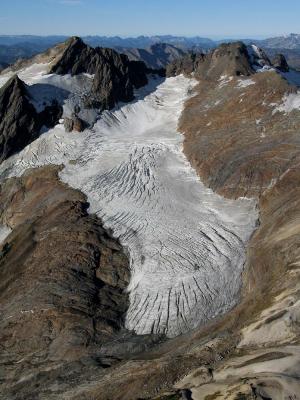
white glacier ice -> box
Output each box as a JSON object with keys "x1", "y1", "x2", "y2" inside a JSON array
[{"x1": 0, "y1": 72, "x2": 258, "y2": 337}]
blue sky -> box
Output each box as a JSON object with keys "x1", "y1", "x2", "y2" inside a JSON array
[{"x1": 1, "y1": 0, "x2": 299, "y2": 38}]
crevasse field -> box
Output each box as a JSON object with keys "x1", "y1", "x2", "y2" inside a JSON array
[{"x1": 0, "y1": 65, "x2": 258, "y2": 337}]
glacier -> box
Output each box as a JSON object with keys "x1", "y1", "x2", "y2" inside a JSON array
[{"x1": 0, "y1": 67, "x2": 258, "y2": 337}]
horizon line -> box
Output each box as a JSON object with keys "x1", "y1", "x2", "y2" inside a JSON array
[{"x1": 0, "y1": 33, "x2": 298, "y2": 40}]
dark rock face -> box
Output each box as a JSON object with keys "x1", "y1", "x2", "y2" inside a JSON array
[
  {"x1": 247, "y1": 44, "x2": 272, "y2": 68},
  {"x1": 0, "y1": 75, "x2": 40, "y2": 162},
  {"x1": 167, "y1": 42, "x2": 254, "y2": 80},
  {"x1": 39, "y1": 99, "x2": 63, "y2": 127},
  {"x1": 272, "y1": 53, "x2": 290, "y2": 72},
  {"x1": 50, "y1": 37, "x2": 150, "y2": 110},
  {"x1": 0, "y1": 75, "x2": 62, "y2": 162}
]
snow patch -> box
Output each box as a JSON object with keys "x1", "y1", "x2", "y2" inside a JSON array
[
  {"x1": 0, "y1": 225, "x2": 12, "y2": 245},
  {"x1": 0, "y1": 63, "x2": 50, "y2": 89},
  {"x1": 218, "y1": 75, "x2": 233, "y2": 88},
  {"x1": 236, "y1": 79, "x2": 255, "y2": 88},
  {"x1": 274, "y1": 92, "x2": 300, "y2": 113}
]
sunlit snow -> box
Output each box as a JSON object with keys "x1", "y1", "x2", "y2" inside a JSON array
[
  {"x1": 275, "y1": 92, "x2": 300, "y2": 114},
  {"x1": 236, "y1": 79, "x2": 255, "y2": 88}
]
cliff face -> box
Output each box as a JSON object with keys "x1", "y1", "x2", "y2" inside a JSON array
[
  {"x1": 272, "y1": 52, "x2": 290, "y2": 71},
  {"x1": 0, "y1": 75, "x2": 41, "y2": 161},
  {"x1": 0, "y1": 75, "x2": 62, "y2": 162}
]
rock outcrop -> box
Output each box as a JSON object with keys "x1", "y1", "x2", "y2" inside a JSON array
[
  {"x1": 247, "y1": 43, "x2": 272, "y2": 68},
  {"x1": 272, "y1": 53, "x2": 290, "y2": 72},
  {"x1": 64, "y1": 113, "x2": 86, "y2": 132},
  {"x1": 167, "y1": 42, "x2": 286, "y2": 80},
  {"x1": 0, "y1": 75, "x2": 62, "y2": 162},
  {"x1": 0, "y1": 75, "x2": 40, "y2": 161},
  {"x1": 167, "y1": 42, "x2": 255, "y2": 80}
]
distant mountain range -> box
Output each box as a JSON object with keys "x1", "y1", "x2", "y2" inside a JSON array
[
  {"x1": 117, "y1": 43, "x2": 187, "y2": 69},
  {"x1": 1, "y1": 33, "x2": 300, "y2": 71},
  {"x1": 0, "y1": 34, "x2": 215, "y2": 49},
  {"x1": 258, "y1": 33, "x2": 300, "y2": 49}
]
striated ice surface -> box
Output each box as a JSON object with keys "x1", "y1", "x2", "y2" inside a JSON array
[{"x1": 0, "y1": 75, "x2": 258, "y2": 337}]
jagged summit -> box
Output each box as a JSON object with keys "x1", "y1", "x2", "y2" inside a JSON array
[
  {"x1": 50, "y1": 36, "x2": 151, "y2": 110},
  {"x1": 167, "y1": 41, "x2": 254, "y2": 79},
  {"x1": 166, "y1": 41, "x2": 289, "y2": 80}
]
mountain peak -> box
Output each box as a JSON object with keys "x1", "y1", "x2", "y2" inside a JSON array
[
  {"x1": 167, "y1": 41, "x2": 255, "y2": 80},
  {"x1": 64, "y1": 36, "x2": 85, "y2": 48},
  {"x1": 167, "y1": 41, "x2": 288, "y2": 80},
  {"x1": 2, "y1": 74, "x2": 26, "y2": 93},
  {"x1": 49, "y1": 36, "x2": 151, "y2": 111}
]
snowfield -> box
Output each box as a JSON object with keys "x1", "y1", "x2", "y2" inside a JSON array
[{"x1": 0, "y1": 71, "x2": 258, "y2": 337}]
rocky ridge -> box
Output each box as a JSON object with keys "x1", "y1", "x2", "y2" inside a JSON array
[
  {"x1": 272, "y1": 53, "x2": 290, "y2": 72},
  {"x1": 0, "y1": 75, "x2": 62, "y2": 162},
  {"x1": 167, "y1": 41, "x2": 289, "y2": 80}
]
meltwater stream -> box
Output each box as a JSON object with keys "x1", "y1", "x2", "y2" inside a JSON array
[{"x1": 0, "y1": 73, "x2": 257, "y2": 337}]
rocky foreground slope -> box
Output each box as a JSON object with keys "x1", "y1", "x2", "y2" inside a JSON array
[{"x1": 0, "y1": 39, "x2": 299, "y2": 400}]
